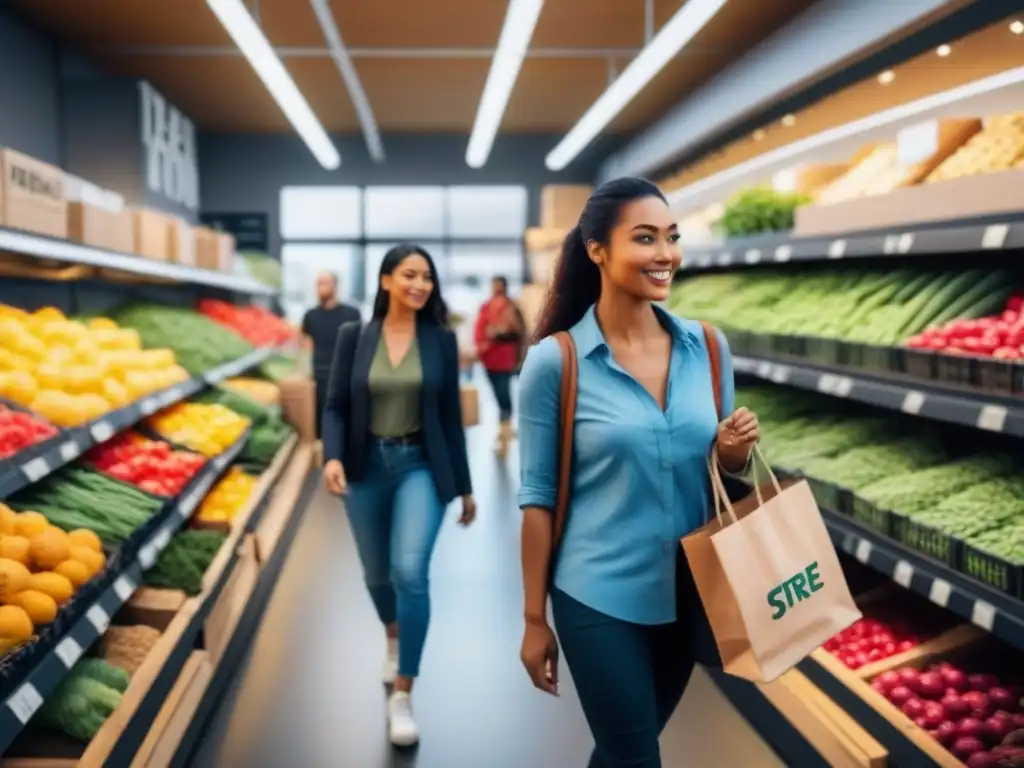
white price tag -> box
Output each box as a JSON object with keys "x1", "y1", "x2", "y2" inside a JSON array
[
  {"x1": 139, "y1": 544, "x2": 157, "y2": 569},
  {"x1": 901, "y1": 390, "x2": 926, "y2": 415},
  {"x1": 971, "y1": 600, "x2": 996, "y2": 632},
  {"x1": 140, "y1": 398, "x2": 158, "y2": 416},
  {"x1": 718, "y1": 252, "x2": 733, "y2": 266},
  {"x1": 6, "y1": 684, "x2": 43, "y2": 724},
  {"x1": 827, "y1": 239, "x2": 846, "y2": 259},
  {"x1": 756, "y1": 362, "x2": 772, "y2": 378},
  {"x1": 744, "y1": 249, "x2": 762, "y2": 264},
  {"x1": 883, "y1": 235, "x2": 899, "y2": 255},
  {"x1": 929, "y1": 578, "x2": 952, "y2": 607},
  {"x1": 21, "y1": 457, "x2": 49, "y2": 483},
  {"x1": 816, "y1": 374, "x2": 837, "y2": 394},
  {"x1": 59, "y1": 441, "x2": 80, "y2": 462},
  {"x1": 833, "y1": 377, "x2": 853, "y2": 397},
  {"x1": 897, "y1": 233, "x2": 915, "y2": 254},
  {"x1": 769, "y1": 365, "x2": 789, "y2": 384},
  {"x1": 854, "y1": 539, "x2": 872, "y2": 564},
  {"x1": 774, "y1": 245, "x2": 792, "y2": 262},
  {"x1": 86, "y1": 605, "x2": 110, "y2": 634},
  {"x1": 154, "y1": 527, "x2": 172, "y2": 551},
  {"x1": 982, "y1": 223, "x2": 1009, "y2": 250},
  {"x1": 893, "y1": 561, "x2": 914, "y2": 588},
  {"x1": 113, "y1": 575, "x2": 136, "y2": 602},
  {"x1": 856, "y1": 540, "x2": 872, "y2": 565},
  {"x1": 55, "y1": 637, "x2": 83, "y2": 668},
  {"x1": 90, "y1": 421, "x2": 115, "y2": 443},
  {"x1": 696, "y1": 254, "x2": 712, "y2": 268},
  {"x1": 977, "y1": 404, "x2": 1007, "y2": 433}
]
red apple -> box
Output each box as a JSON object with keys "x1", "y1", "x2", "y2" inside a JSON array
[
  {"x1": 903, "y1": 699, "x2": 925, "y2": 719},
  {"x1": 877, "y1": 670, "x2": 902, "y2": 691},
  {"x1": 918, "y1": 672, "x2": 946, "y2": 700},
  {"x1": 942, "y1": 668, "x2": 970, "y2": 692},
  {"x1": 988, "y1": 687, "x2": 1015, "y2": 711},
  {"x1": 969, "y1": 674, "x2": 1000, "y2": 691},
  {"x1": 934, "y1": 720, "x2": 958, "y2": 746},
  {"x1": 942, "y1": 694, "x2": 971, "y2": 720},
  {"x1": 889, "y1": 685, "x2": 915, "y2": 705}
]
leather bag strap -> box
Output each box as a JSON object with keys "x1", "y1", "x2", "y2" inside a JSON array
[
  {"x1": 701, "y1": 321, "x2": 723, "y2": 420},
  {"x1": 552, "y1": 331, "x2": 578, "y2": 551}
]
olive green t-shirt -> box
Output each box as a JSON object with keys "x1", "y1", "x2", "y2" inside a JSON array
[{"x1": 368, "y1": 335, "x2": 423, "y2": 437}]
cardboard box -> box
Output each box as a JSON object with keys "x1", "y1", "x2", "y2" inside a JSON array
[
  {"x1": 168, "y1": 217, "x2": 195, "y2": 266},
  {"x1": 279, "y1": 375, "x2": 315, "y2": 443},
  {"x1": 66, "y1": 201, "x2": 107, "y2": 248},
  {"x1": 540, "y1": 185, "x2": 591, "y2": 230},
  {"x1": 0, "y1": 148, "x2": 67, "y2": 238},
  {"x1": 795, "y1": 168, "x2": 1024, "y2": 237},
  {"x1": 460, "y1": 385, "x2": 479, "y2": 427},
  {"x1": 108, "y1": 207, "x2": 134, "y2": 253},
  {"x1": 216, "y1": 232, "x2": 235, "y2": 272},
  {"x1": 132, "y1": 208, "x2": 171, "y2": 260},
  {"x1": 195, "y1": 226, "x2": 235, "y2": 272}
]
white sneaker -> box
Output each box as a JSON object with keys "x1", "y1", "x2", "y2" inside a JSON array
[
  {"x1": 381, "y1": 638, "x2": 398, "y2": 685},
  {"x1": 387, "y1": 691, "x2": 419, "y2": 747}
]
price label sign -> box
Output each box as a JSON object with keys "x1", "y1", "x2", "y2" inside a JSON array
[
  {"x1": 774, "y1": 245, "x2": 792, "y2": 262},
  {"x1": 6, "y1": 684, "x2": 43, "y2": 724},
  {"x1": 893, "y1": 561, "x2": 914, "y2": 588},
  {"x1": 59, "y1": 441, "x2": 80, "y2": 462},
  {"x1": 140, "y1": 544, "x2": 157, "y2": 569},
  {"x1": 21, "y1": 457, "x2": 50, "y2": 483},
  {"x1": 55, "y1": 637, "x2": 83, "y2": 668},
  {"x1": 86, "y1": 605, "x2": 110, "y2": 634},
  {"x1": 113, "y1": 575, "x2": 136, "y2": 602},
  {"x1": 90, "y1": 421, "x2": 115, "y2": 443}
]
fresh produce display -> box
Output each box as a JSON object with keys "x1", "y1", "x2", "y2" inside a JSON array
[
  {"x1": 817, "y1": 143, "x2": 909, "y2": 204},
  {"x1": 84, "y1": 431, "x2": 206, "y2": 497},
  {"x1": 240, "y1": 416, "x2": 293, "y2": 471},
  {"x1": 858, "y1": 455, "x2": 1017, "y2": 514},
  {"x1": 222, "y1": 377, "x2": 280, "y2": 406},
  {"x1": 143, "y1": 529, "x2": 227, "y2": 595},
  {"x1": 35, "y1": 656, "x2": 128, "y2": 742},
  {"x1": 194, "y1": 466, "x2": 257, "y2": 527},
  {"x1": 195, "y1": 385, "x2": 275, "y2": 425},
  {"x1": 0, "y1": 404, "x2": 58, "y2": 459},
  {"x1": 7, "y1": 466, "x2": 164, "y2": 547},
  {"x1": 112, "y1": 304, "x2": 253, "y2": 376},
  {"x1": 717, "y1": 186, "x2": 809, "y2": 238},
  {"x1": 98, "y1": 624, "x2": 162, "y2": 675},
  {"x1": 671, "y1": 268, "x2": 1018, "y2": 346},
  {"x1": 825, "y1": 617, "x2": 922, "y2": 670},
  {"x1": 907, "y1": 295, "x2": 1024, "y2": 359},
  {"x1": 870, "y1": 658, "x2": 1024, "y2": 765},
  {"x1": 197, "y1": 299, "x2": 297, "y2": 347},
  {"x1": 0, "y1": 306, "x2": 190, "y2": 426},
  {"x1": 0, "y1": 502, "x2": 108, "y2": 651},
  {"x1": 146, "y1": 402, "x2": 249, "y2": 457},
  {"x1": 927, "y1": 112, "x2": 1024, "y2": 183}
]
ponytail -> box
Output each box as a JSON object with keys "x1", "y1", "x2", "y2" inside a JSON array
[
  {"x1": 532, "y1": 177, "x2": 666, "y2": 343},
  {"x1": 533, "y1": 225, "x2": 600, "y2": 341}
]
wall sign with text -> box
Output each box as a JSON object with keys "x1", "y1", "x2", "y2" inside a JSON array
[{"x1": 140, "y1": 81, "x2": 199, "y2": 213}]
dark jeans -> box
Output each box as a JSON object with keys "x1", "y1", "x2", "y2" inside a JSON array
[
  {"x1": 486, "y1": 370, "x2": 513, "y2": 421},
  {"x1": 551, "y1": 547, "x2": 720, "y2": 768}
]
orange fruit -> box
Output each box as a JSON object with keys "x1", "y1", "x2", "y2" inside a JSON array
[
  {"x1": 0, "y1": 536, "x2": 31, "y2": 566},
  {"x1": 14, "y1": 512, "x2": 48, "y2": 539},
  {"x1": 53, "y1": 560, "x2": 90, "y2": 589},
  {"x1": 67, "y1": 529, "x2": 102, "y2": 553},
  {"x1": 29, "y1": 528, "x2": 70, "y2": 570},
  {"x1": 7, "y1": 590, "x2": 57, "y2": 624},
  {"x1": 27, "y1": 572, "x2": 74, "y2": 605}
]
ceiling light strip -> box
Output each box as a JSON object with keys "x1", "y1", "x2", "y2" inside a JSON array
[
  {"x1": 466, "y1": 0, "x2": 545, "y2": 168},
  {"x1": 666, "y1": 66, "x2": 1024, "y2": 209},
  {"x1": 206, "y1": 0, "x2": 340, "y2": 169},
  {"x1": 545, "y1": 0, "x2": 729, "y2": 171},
  {"x1": 308, "y1": 0, "x2": 384, "y2": 162}
]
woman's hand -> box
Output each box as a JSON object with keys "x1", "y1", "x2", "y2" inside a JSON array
[
  {"x1": 716, "y1": 407, "x2": 760, "y2": 473},
  {"x1": 521, "y1": 619, "x2": 560, "y2": 696},
  {"x1": 458, "y1": 494, "x2": 477, "y2": 526},
  {"x1": 323, "y1": 460, "x2": 347, "y2": 496}
]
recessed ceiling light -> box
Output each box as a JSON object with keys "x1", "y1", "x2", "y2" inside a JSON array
[
  {"x1": 878, "y1": 70, "x2": 896, "y2": 85},
  {"x1": 936, "y1": 44, "x2": 951, "y2": 57},
  {"x1": 1011, "y1": 20, "x2": 1024, "y2": 35},
  {"x1": 753, "y1": 129, "x2": 766, "y2": 141},
  {"x1": 781, "y1": 114, "x2": 796, "y2": 127}
]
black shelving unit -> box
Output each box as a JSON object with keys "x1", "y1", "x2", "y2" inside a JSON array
[{"x1": 680, "y1": 214, "x2": 1024, "y2": 273}]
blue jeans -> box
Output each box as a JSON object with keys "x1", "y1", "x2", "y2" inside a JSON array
[
  {"x1": 486, "y1": 370, "x2": 513, "y2": 421},
  {"x1": 345, "y1": 440, "x2": 445, "y2": 678}
]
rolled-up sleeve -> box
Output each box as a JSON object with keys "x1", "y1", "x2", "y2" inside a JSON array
[{"x1": 517, "y1": 337, "x2": 562, "y2": 511}]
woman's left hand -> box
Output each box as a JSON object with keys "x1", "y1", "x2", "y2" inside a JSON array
[
  {"x1": 716, "y1": 407, "x2": 760, "y2": 471},
  {"x1": 459, "y1": 494, "x2": 477, "y2": 526}
]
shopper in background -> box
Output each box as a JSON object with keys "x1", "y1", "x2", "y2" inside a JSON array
[
  {"x1": 321, "y1": 244, "x2": 476, "y2": 748},
  {"x1": 517, "y1": 177, "x2": 760, "y2": 768},
  {"x1": 474, "y1": 275, "x2": 524, "y2": 457},
  {"x1": 301, "y1": 271, "x2": 360, "y2": 440}
]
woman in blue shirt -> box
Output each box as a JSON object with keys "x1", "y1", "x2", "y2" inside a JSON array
[{"x1": 518, "y1": 177, "x2": 760, "y2": 768}]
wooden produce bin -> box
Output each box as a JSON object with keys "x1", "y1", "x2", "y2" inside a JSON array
[
  {"x1": 0, "y1": 148, "x2": 67, "y2": 239},
  {"x1": 255, "y1": 442, "x2": 313, "y2": 564},
  {"x1": 131, "y1": 651, "x2": 213, "y2": 768},
  {"x1": 279, "y1": 375, "x2": 316, "y2": 443},
  {"x1": 204, "y1": 535, "x2": 259, "y2": 667}
]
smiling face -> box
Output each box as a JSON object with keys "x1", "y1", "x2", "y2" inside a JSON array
[
  {"x1": 381, "y1": 253, "x2": 434, "y2": 312},
  {"x1": 586, "y1": 195, "x2": 681, "y2": 303}
]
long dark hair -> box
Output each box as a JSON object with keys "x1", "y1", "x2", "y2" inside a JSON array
[
  {"x1": 371, "y1": 243, "x2": 450, "y2": 326},
  {"x1": 533, "y1": 177, "x2": 666, "y2": 341}
]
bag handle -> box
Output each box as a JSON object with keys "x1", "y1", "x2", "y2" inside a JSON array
[
  {"x1": 552, "y1": 331, "x2": 578, "y2": 551},
  {"x1": 708, "y1": 444, "x2": 783, "y2": 527}
]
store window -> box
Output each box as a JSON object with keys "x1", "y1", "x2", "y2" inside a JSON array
[
  {"x1": 447, "y1": 186, "x2": 527, "y2": 238},
  {"x1": 280, "y1": 186, "x2": 361, "y2": 240},
  {"x1": 365, "y1": 186, "x2": 445, "y2": 239}
]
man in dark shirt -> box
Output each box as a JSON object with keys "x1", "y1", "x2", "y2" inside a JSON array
[{"x1": 301, "y1": 272, "x2": 361, "y2": 439}]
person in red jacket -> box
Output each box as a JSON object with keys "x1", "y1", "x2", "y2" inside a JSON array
[{"x1": 475, "y1": 276, "x2": 523, "y2": 457}]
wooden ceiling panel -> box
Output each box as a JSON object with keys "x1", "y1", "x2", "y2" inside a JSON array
[
  {"x1": 330, "y1": 0, "x2": 506, "y2": 48},
  {"x1": 89, "y1": 55, "x2": 358, "y2": 133},
  {"x1": 505, "y1": 59, "x2": 613, "y2": 131},
  {"x1": 532, "y1": 0, "x2": 646, "y2": 49}
]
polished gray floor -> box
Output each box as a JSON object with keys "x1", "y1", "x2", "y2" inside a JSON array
[{"x1": 190, "y1": 377, "x2": 782, "y2": 768}]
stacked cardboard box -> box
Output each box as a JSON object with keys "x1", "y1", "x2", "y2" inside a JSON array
[{"x1": 0, "y1": 148, "x2": 67, "y2": 238}]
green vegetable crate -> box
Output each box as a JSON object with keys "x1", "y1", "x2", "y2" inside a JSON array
[
  {"x1": 849, "y1": 494, "x2": 892, "y2": 537},
  {"x1": 806, "y1": 476, "x2": 850, "y2": 515},
  {"x1": 805, "y1": 337, "x2": 840, "y2": 366},
  {"x1": 899, "y1": 348, "x2": 938, "y2": 380},
  {"x1": 972, "y1": 357, "x2": 1019, "y2": 395},
  {"x1": 889, "y1": 511, "x2": 962, "y2": 569},
  {"x1": 960, "y1": 541, "x2": 1024, "y2": 598}
]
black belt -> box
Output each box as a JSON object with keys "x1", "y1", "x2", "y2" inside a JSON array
[{"x1": 372, "y1": 431, "x2": 423, "y2": 446}]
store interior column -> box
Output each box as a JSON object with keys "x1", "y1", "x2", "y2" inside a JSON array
[{"x1": 189, "y1": 374, "x2": 782, "y2": 768}]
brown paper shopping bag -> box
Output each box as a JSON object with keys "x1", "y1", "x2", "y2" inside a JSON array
[{"x1": 682, "y1": 446, "x2": 861, "y2": 682}]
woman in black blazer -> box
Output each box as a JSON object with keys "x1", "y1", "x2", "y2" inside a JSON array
[{"x1": 322, "y1": 244, "x2": 475, "y2": 748}]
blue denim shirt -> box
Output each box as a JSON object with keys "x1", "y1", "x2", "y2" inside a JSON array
[{"x1": 517, "y1": 305, "x2": 734, "y2": 625}]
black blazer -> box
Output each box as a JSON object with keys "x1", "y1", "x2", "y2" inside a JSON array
[{"x1": 321, "y1": 319, "x2": 472, "y2": 505}]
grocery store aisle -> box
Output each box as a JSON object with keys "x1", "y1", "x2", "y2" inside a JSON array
[{"x1": 190, "y1": 374, "x2": 782, "y2": 768}]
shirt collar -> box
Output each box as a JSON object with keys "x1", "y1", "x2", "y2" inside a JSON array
[{"x1": 573, "y1": 304, "x2": 700, "y2": 358}]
